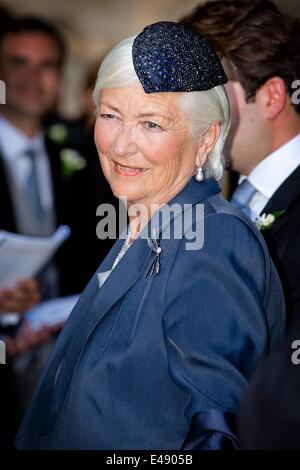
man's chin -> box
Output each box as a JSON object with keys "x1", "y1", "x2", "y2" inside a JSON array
[
  {"x1": 15, "y1": 106, "x2": 47, "y2": 120},
  {"x1": 23, "y1": 104, "x2": 48, "y2": 115},
  {"x1": 9, "y1": 97, "x2": 52, "y2": 119}
]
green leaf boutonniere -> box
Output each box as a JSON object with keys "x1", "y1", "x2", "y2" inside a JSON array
[
  {"x1": 255, "y1": 211, "x2": 285, "y2": 232},
  {"x1": 60, "y1": 148, "x2": 87, "y2": 178}
]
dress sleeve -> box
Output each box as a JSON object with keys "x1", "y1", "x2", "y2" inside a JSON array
[{"x1": 162, "y1": 213, "x2": 278, "y2": 450}]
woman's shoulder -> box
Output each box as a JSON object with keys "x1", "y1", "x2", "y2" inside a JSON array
[
  {"x1": 171, "y1": 193, "x2": 271, "y2": 298},
  {"x1": 204, "y1": 193, "x2": 259, "y2": 233},
  {"x1": 182, "y1": 193, "x2": 268, "y2": 258},
  {"x1": 166, "y1": 193, "x2": 285, "y2": 353}
]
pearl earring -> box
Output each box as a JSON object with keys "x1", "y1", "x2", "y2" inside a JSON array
[{"x1": 195, "y1": 166, "x2": 204, "y2": 182}]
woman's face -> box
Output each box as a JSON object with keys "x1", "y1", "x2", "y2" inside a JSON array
[{"x1": 94, "y1": 84, "x2": 208, "y2": 208}]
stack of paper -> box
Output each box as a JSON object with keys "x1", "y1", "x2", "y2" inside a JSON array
[{"x1": 0, "y1": 225, "x2": 70, "y2": 287}]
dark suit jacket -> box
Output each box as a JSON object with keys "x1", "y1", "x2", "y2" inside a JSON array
[
  {"x1": 15, "y1": 178, "x2": 285, "y2": 450},
  {"x1": 260, "y1": 164, "x2": 300, "y2": 326},
  {"x1": 235, "y1": 165, "x2": 300, "y2": 449}
]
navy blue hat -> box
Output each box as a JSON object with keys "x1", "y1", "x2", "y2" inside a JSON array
[{"x1": 132, "y1": 21, "x2": 227, "y2": 94}]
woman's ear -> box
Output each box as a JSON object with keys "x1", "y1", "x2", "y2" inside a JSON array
[{"x1": 196, "y1": 122, "x2": 221, "y2": 167}]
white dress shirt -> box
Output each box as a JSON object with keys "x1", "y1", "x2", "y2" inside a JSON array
[
  {"x1": 239, "y1": 133, "x2": 300, "y2": 220},
  {"x1": 0, "y1": 114, "x2": 55, "y2": 234}
]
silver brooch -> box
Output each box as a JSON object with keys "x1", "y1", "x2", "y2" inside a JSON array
[{"x1": 145, "y1": 229, "x2": 162, "y2": 277}]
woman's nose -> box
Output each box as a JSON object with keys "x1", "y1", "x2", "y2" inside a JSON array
[{"x1": 113, "y1": 124, "x2": 138, "y2": 156}]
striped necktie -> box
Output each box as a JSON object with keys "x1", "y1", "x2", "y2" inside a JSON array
[
  {"x1": 24, "y1": 148, "x2": 44, "y2": 223},
  {"x1": 25, "y1": 148, "x2": 59, "y2": 298}
]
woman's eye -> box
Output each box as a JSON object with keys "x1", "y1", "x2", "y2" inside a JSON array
[
  {"x1": 144, "y1": 121, "x2": 161, "y2": 130},
  {"x1": 100, "y1": 113, "x2": 117, "y2": 120}
]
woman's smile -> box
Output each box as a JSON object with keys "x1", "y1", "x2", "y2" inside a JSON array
[{"x1": 112, "y1": 160, "x2": 148, "y2": 177}]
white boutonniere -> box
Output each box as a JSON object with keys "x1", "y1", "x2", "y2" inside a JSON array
[
  {"x1": 255, "y1": 211, "x2": 285, "y2": 232},
  {"x1": 47, "y1": 124, "x2": 69, "y2": 145},
  {"x1": 60, "y1": 148, "x2": 87, "y2": 178}
]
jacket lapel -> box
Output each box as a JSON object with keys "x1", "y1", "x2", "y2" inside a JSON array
[
  {"x1": 261, "y1": 164, "x2": 300, "y2": 234},
  {"x1": 44, "y1": 136, "x2": 63, "y2": 225},
  {"x1": 41, "y1": 234, "x2": 153, "y2": 432},
  {"x1": 0, "y1": 152, "x2": 17, "y2": 231}
]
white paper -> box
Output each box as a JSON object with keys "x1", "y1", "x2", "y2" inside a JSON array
[
  {"x1": 0, "y1": 225, "x2": 70, "y2": 287},
  {"x1": 25, "y1": 294, "x2": 80, "y2": 331}
]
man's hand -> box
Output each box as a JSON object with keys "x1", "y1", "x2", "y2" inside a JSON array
[
  {"x1": 4, "y1": 320, "x2": 64, "y2": 358},
  {"x1": 0, "y1": 279, "x2": 41, "y2": 314}
]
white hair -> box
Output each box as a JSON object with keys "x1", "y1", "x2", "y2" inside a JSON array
[{"x1": 93, "y1": 36, "x2": 230, "y2": 181}]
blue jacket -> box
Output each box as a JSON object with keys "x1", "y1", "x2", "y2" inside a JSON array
[{"x1": 15, "y1": 178, "x2": 285, "y2": 450}]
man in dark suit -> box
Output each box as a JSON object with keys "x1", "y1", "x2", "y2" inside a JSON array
[
  {"x1": 0, "y1": 15, "x2": 69, "y2": 448},
  {"x1": 181, "y1": 0, "x2": 300, "y2": 449},
  {"x1": 0, "y1": 16, "x2": 66, "y2": 293},
  {"x1": 181, "y1": 0, "x2": 300, "y2": 326}
]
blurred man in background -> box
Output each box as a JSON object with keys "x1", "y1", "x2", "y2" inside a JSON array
[
  {"x1": 181, "y1": 0, "x2": 300, "y2": 327},
  {"x1": 0, "y1": 15, "x2": 68, "y2": 448},
  {"x1": 0, "y1": 9, "x2": 42, "y2": 316},
  {"x1": 0, "y1": 15, "x2": 74, "y2": 296}
]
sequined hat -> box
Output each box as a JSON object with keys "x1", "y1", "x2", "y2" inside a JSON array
[{"x1": 132, "y1": 21, "x2": 227, "y2": 94}]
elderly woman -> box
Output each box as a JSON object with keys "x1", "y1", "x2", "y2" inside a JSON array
[{"x1": 16, "y1": 22, "x2": 285, "y2": 450}]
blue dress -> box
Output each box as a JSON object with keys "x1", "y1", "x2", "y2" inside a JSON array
[{"x1": 15, "y1": 177, "x2": 285, "y2": 449}]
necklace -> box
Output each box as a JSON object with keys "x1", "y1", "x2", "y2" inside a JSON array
[{"x1": 111, "y1": 232, "x2": 132, "y2": 271}]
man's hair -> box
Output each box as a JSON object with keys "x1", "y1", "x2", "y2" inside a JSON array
[
  {"x1": 0, "y1": 16, "x2": 66, "y2": 68},
  {"x1": 181, "y1": 0, "x2": 300, "y2": 113},
  {"x1": 0, "y1": 6, "x2": 14, "y2": 36}
]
